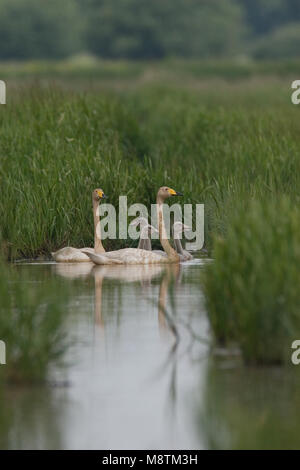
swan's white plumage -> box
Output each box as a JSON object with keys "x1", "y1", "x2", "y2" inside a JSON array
[
  {"x1": 81, "y1": 248, "x2": 176, "y2": 265},
  {"x1": 51, "y1": 247, "x2": 92, "y2": 262},
  {"x1": 173, "y1": 222, "x2": 194, "y2": 261},
  {"x1": 83, "y1": 186, "x2": 183, "y2": 266},
  {"x1": 52, "y1": 188, "x2": 106, "y2": 263}
]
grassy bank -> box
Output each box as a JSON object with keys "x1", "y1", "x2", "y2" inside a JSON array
[
  {"x1": 1, "y1": 64, "x2": 300, "y2": 364},
  {"x1": 204, "y1": 198, "x2": 300, "y2": 364},
  {"x1": 2, "y1": 58, "x2": 300, "y2": 82},
  {"x1": 0, "y1": 76, "x2": 299, "y2": 259}
]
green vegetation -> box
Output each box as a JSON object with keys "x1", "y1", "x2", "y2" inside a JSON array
[
  {"x1": 1, "y1": 61, "x2": 300, "y2": 365},
  {"x1": 0, "y1": 67, "x2": 299, "y2": 260},
  {"x1": 0, "y1": 261, "x2": 70, "y2": 383},
  {"x1": 84, "y1": 0, "x2": 244, "y2": 59},
  {"x1": 3, "y1": 58, "x2": 300, "y2": 81},
  {"x1": 204, "y1": 199, "x2": 300, "y2": 364},
  {"x1": 1, "y1": 0, "x2": 300, "y2": 60},
  {"x1": 0, "y1": 0, "x2": 82, "y2": 60},
  {"x1": 253, "y1": 22, "x2": 300, "y2": 60}
]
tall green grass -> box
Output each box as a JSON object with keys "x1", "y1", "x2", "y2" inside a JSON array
[
  {"x1": 204, "y1": 198, "x2": 300, "y2": 364},
  {"x1": 1, "y1": 70, "x2": 300, "y2": 365},
  {"x1": 1, "y1": 80, "x2": 299, "y2": 259}
]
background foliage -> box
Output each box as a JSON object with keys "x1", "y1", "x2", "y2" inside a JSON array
[{"x1": 1, "y1": 0, "x2": 300, "y2": 59}]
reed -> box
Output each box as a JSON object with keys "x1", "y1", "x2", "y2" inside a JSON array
[
  {"x1": 0, "y1": 78, "x2": 299, "y2": 260},
  {"x1": 203, "y1": 198, "x2": 300, "y2": 364},
  {"x1": 1, "y1": 70, "x2": 300, "y2": 366}
]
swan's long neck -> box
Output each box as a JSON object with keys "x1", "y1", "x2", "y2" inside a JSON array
[
  {"x1": 172, "y1": 227, "x2": 185, "y2": 256},
  {"x1": 174, "y1": 237, "x2": 184, "y2": 256},
  {"x1": 93, "y1": 199, "x2": 105, "y2": 253},
  {"x1": 157, "y1": 199, "x2": 179, "y2": 262},
  {"x1": 138, "y1": 238, "x2": 151, "y2": 250},
  {"x1": 138, "y1": 225, "x2": 152, "y2": 250}
]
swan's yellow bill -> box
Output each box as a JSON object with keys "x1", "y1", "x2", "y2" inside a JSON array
[
  {"x1": 167, "y1": 187, "x2": 183, "y2": 196},
  {"x1": 97, "y1": 190, "x2": 107, "y2": 199}
]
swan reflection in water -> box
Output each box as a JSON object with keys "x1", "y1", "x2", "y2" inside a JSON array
[
  {"x1": 51, "y1": 261, "x2": 198, "y2": 438},
  {"x1": 52, "y1": 262, "x2": 94, "y2": 280},
  {"x1": 53, "y1": 262, "x2": 181, "y2": 334},
  {"x1": 92, "y1": 264, "x2": 181, "y2": 334},
  {"x1": 92, "y1": 264, "x2": 165, "y2": 327},
  {"x1": 158, "y1": 264, "x2": 181, "y2": 334}
]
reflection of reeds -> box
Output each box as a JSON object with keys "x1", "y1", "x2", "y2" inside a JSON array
[
  {"x1": 0, "y1": 261, "x2": 70, "y2": 383},
  {"x1": 204, "y1": 198, "x2": 300, "y2": 365},
  {"x1": 0, "y1": 385, "x2": 65, "y2": 449},
  {"x1": 199, "y1": 359, "x2": 300, "y2": 450}
]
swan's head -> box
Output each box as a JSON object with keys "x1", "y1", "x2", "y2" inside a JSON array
[
  {"x1": 130, "y1": 218, "x2": 158, "y2": 238},
  {"x1": 173, "y1": 221, "x2": 191, "y2": 237},
  {"x1": 141, "y1": 224, "x2": 158, "y2": 237},
  {"x1": 93, "y1": 188, "x2": 107, "y2": 201},
  {"x1": 157, "y1": 186, "x2": 183, "y2": 202},
  {"x1": 129, "y1": 216, "x2": 148, "y2": 228}
]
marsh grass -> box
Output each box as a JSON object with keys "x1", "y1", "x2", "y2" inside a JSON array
[
  {"x1": 204, "y1": 198, "x2": 300, "y2": 364},
  {"x1": 1, "y1": 65, "x2": 300, "y2": 364},
  {"x1": 0, "y1": 261, "x2": 70, "y2": 383},
  {"x1": 1, "y1": 78, "x2": 300, "y2": 259}
]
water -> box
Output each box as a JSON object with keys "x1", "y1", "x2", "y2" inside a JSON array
[
  {"x1": 0, "y1": 260, "x2": 210, "y2": 450},
  {"x1": 2, "y1": 260, "x2": 300, "y2": 450}
]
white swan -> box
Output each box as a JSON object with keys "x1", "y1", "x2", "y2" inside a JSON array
[
  {"x1": 172, "y1": 222, "x2": 194, "y2": 261},
  {"x1": 51, "y1": 188, "x2": 107, "y2": 262},
  {"x1": 129, "y1": 216, "x2": 158, "y2": 251},
  {"x1": 82, "y1": 186, "x2": 183, "y2": 265},
  {"x1": 141, "y1": 220, "x2": 193, "y2": 261}
]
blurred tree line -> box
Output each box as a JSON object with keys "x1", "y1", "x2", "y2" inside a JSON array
[{"x1": 0, "y1": 0, "x2": 300, "y2": 60}]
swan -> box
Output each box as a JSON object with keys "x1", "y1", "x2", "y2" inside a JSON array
[
  {"x1": 51, "y1": 188, "x2": 107, "y2": 262},
  {"x1": 145, "y1": 219, "x2": 193, "y2": 261},
  {"x1": 82, "y1": 186, "x2": 183, "y2": 265},
  {"x1": 129, "y1": 216, "x2": 158, "y2": 251},
  {"x1": 172, "y1": 222, "x2": 194, "y2": 261}
]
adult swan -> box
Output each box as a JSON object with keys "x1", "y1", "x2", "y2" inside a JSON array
[
  {"x1": 52, "y1": 188, "x2": 107, "y2": 262},
  {"x1": 82, "y1": 186, "x2": 183, "y2": 265}
]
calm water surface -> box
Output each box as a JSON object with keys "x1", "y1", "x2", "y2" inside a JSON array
[
  {"x1": 2, "y1": 260, "x2": 300, "y2": 450},
  {"x1": 1, "y1": 260, "x2": 209, "y2": 449}
]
